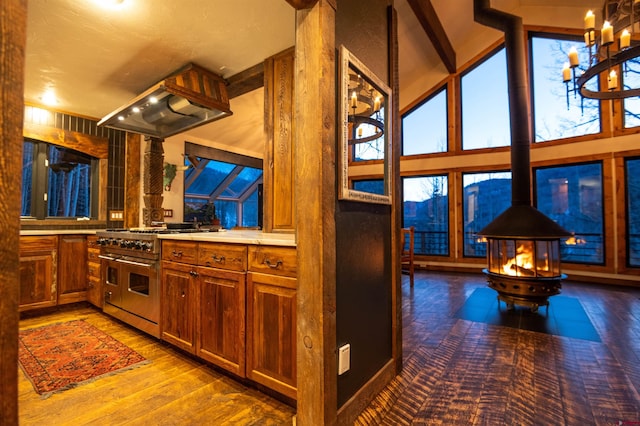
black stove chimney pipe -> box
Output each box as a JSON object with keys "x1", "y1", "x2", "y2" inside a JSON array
[{"x1": 473, "y1": 0, "x2": 531, "y2": 207}]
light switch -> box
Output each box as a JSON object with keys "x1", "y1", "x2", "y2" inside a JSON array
[{"x1": 338, "y1": 344, "x2": 350, "y2": 375}]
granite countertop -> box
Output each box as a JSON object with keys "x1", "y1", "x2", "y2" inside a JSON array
[{"x1": 158, "y1": 229, "x2": 296, "y2": 247}]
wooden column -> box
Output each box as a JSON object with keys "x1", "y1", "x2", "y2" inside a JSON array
[
  {"x1": 125, "y1": 132, "x2": 141, "y2": 228},
  {"x1": 142, "y1": 136, "x2": 164, "y2": 226},
  {"x1": 294, "y1": 0, "x2": 338, "y2": 424},
  {"x1": 0, "y1": 0, "x2": 26, "y2": 424}
]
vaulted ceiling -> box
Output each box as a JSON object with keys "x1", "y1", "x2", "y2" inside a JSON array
[{"x1": 24, "y1": 0, "x2": 600, "y2": 156}]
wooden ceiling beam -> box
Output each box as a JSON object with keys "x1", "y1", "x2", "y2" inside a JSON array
[
  {"x1": 225, "y1": 62, "x2": 265, "y2": 99},
  {"x1": 406, "y1": 0, "x2": 456, "y2": 73},
  {"x1": 284, "y1": 0, "x2": 318, "y2": 9}
]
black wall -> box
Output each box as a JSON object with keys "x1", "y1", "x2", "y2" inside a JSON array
[{"x1": 335, "y1": 0, "x2": 393, "y2": 408}]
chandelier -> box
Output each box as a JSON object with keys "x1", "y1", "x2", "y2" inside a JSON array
[
  {"x1": 348, "y1": 73, "x2": 384, "y2": 146},
  {"x1": 563, "y1": 0, "x2": 640, "y2": 105}
]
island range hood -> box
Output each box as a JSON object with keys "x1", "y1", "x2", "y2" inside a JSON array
[{"x1": 98, "y1": 63, "x2": 232, "y2": 139}]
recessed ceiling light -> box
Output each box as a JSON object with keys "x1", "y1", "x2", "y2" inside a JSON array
[{"x1": 40, "y1": 89, "x2": 58, "y2": 106}]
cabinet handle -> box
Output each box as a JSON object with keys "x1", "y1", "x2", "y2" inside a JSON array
[
  {"x1": 264, "y1": 258, "x2": 283, "y2": 269},
  {"x1": 210, "y1": 254, "x2": 225, "y2": 263},
  {"x1": 181, "y1": 291, "x2": 186, "y2": 298},
  {"x1": 189, "y1": 270, "x2": 198, "y2": 277},
  {"x1": 172, "y1": 250, "x2": 183, "y2": 258}
]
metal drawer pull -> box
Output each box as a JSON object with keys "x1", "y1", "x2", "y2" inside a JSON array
[
  {"x1": 172, "y1": 250, "x2": 183, "y2": 258},
  {"x1": 264, "y1": 258, "x2": 283, "y2": 269},
  {"x1": 211, "y1": 254, "x2": 225, "y2": 263}
]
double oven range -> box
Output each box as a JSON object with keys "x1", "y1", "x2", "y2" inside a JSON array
[{"x1": 96, "y1": 227, "x2": 204, "y2": 337}]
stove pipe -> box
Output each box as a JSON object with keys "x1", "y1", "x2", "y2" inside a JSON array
[{"x1": 473, "y1": 0, "x2": 571, "y2": 239}]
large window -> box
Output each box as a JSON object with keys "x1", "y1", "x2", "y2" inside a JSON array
[
  {"x1": 535, "y1": 162, "x2": 603, "y2": 264},
  {"x1": 402, "y1": 87, "x2": 447, "y2": 155},
  {"x1": 183, "y1": 143, "x2": 263, "y2": 229},
  {"x1": 625, "y1": 158, "x2": 640, "y2": 266},
  {"x1": 529, "y1": 33, "x2": 601, "y2": 141},
  {"x1": 403, "y1": 175, "x2": 449, "y2": 256},
  {"x1": 461, "y1": 48, "x2": 510, "y2": 150},
  {"x1": 463, "y1": 171, "x2": 512, "y2": 257},
  {"x1": 623, "y1": 59, "x2": 640, "y2": 129},
  {"x1": 22, "y1": 140, "x2": 97, "y2": 219}
]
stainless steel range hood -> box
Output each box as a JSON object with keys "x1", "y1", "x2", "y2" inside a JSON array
[{"x1": 98, "y1": 63, "x2": 232, "y2": 139}]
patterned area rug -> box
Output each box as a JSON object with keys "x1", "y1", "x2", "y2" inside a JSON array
[{"x1": 19, "y1": 319, "x2": 148, "y2": 397}]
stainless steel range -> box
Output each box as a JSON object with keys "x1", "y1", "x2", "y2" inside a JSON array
[{"x1": 96, "y1": 228, "x2": 176, "y2": 337}]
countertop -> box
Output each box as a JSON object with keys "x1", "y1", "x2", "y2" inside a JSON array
[
  {"x1": 158, "y1": 229, "x2": 296, "y2": 247},
  {"x1": 20, "y1": 229, "x2": 103, "y2": 236}
]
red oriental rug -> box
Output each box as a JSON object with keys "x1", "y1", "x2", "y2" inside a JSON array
[{"x1": 18, "y1": 319, "x2": 148, "y2": 397}]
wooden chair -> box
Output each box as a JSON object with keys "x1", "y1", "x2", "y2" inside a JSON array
[{"x1": 401, "y1": 226, "x2": 415, "y2": 286}]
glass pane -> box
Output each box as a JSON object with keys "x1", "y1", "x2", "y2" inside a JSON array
[
  {"x1": 461, "y1": 48, "x2": 510, "y2": 150},
  {"x1": 242, "y1": 188, "x2": 259, "y2": 227},
  {"x1": 535, "y1": 162, "x2": 603, "y2": 264},
  {"x1": 185, "y1": 158, "x2": 236, "y2": 196},
  {"x1": 462, "y1": 171, "x2": 512, "y2": 257},
  {"x1": 623, "y1": 58, "x2": 640, "y2": 128},
  {"x1": 530, "y1": 35, "x2": 600, "y2": 141},
  {"x1": 403, "y1": 175, "x2": 449, "y2": 256},
  {"x1": 47, "y1": 145, "x2": 92, "y2": 217},
  {"x1": 402, "y1": 88, "x2": 447, "y2": 155},
  {"x1": 626, "y1": 158, "x2": 640, "y2": 266},
  {"x1": 214, "y1": 200, "x2": 238, "y2": 230},
  {"x1": 21, "y1": 140, "x2": 35, "y2": 217},
  {"x1": 353, "y1": 179, "x2": 384, "y2": 195}
]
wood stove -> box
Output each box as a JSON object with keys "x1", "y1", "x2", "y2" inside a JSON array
[{"x1": 474, "y1": 0, "x2": 571, "y2": 312}]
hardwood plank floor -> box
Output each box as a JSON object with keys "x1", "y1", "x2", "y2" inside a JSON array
[
  {"x1": 18, "y1": 305, "x2": 296, "y2": 425},
  {"x1": 357, "y1": 271, "x2": 640, "y2": 425},
  {"x1": 19, "y1": 271, "x2": 640, "y2": 425}
]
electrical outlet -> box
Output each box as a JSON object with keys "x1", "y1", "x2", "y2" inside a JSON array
[
  {"x1": 338, "y1": 344, "x2": 350, "y2": 375},
  {"x1": 110, "y1": 210, "x2": 124, "y2": 220}
]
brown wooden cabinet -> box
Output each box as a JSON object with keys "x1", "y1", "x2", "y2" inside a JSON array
[
  {"x1": 19, "y1": 236, "x2": 58, "y2": 312},
  {"x1": 161, "y1": 260, "x2": 197, "y2": 353},
  {"x1": 86, "y1": 235, "x2": 102, "y2": 307},
  {"x1": 57, "y1": 235, "x2": 88, "y2": 305},
  {"x1": 263, "y1": 47, "x2": 295, "y2": 233},
  {"x1": 247, "y1": 245, "x2": 297, "y2": 399}
]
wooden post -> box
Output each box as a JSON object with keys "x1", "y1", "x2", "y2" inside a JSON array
[
  {"x1": 294, "y1": 0, "x2": 338, "y2": 424},
  {"x1": 0, "y1": 0, "x2": 27, "y2": 424},
  {"x1": 143, "y1": 136, "x2": 164, "y2": 226}
]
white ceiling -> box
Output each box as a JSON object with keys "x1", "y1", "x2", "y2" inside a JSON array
[{"x1": 25, "y1": 0, "x2": 600, "y2": 157}]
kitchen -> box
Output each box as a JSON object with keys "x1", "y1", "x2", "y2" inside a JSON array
[{"x1": 3, "y1": 0, "x2": 398, "y2": 425}]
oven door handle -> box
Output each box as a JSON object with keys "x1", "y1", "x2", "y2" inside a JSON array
[
  {"x1": 98, "y1": 255, "x2": 118, "y2": 261},
  {"x1": 115, "y1": 258, "x2": 155, "y2": 268}
]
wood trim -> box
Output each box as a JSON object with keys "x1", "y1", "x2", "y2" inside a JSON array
[
  {"x1": 0, "y1": 0, "x2": 26, "y2": 422},
  {"x1": 294, "y1": 0, "x2": 337, "y2": 423},
  {"x1": 406, "y1": 0, "x2": 456, "y2": 73},
  {"x1": 285, "y1": 0, "x2": 318, "y2": 9},
  {"x1": 226, "y1": 63, "x2": 266, "y2": 99},
  {"x1": 23, "y1": 122, "x2": 109, "y2": 159}
]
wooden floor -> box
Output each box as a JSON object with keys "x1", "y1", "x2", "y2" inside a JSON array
[
  {"x1": 357, "y1": 271, "x2": 640, "y2": 425},
  {"x1": 18, "y1": 306, "x2": 296, "y2": 425},
  {"x1": 19, "y1": 272, "x2": 640, "y2": 425}
]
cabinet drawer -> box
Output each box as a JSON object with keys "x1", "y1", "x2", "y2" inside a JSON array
[
  {"x1": 162, "y1": 241, "x2": 198, "y2": 264},
  {"x1": 87, "y1": 261, "x2": 101, "y2": 279},
  {"x1": 87, "y1": 235, "x2": 100, "y2": 249},
  {"x1": 248, "y1": 246, "x2": 296, "y2": 277},
  {"x1": 198, "y1": 243, "x2": 247, "y2": 272},
  {"x1": 87, "y1": 247, "x2": 101, "y2": 262}
]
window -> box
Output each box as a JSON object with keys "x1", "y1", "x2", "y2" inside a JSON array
[
  {"x1": 403, "y1": 175, "x2": 449, "y2": 256},
  {"x1": 462, "y1": 171, "x2": 512, "y2": 257},
  {"x1": 623, "y1": 59, "x2": 640, "y2": 129},
  {"x1": 353, "y1": 107, "x2": 386, "y2": 162},
  {"x1": 625, "y1": 158, "x2": 640, "y2": 266},
  {"x1": 21, "y1": 139, "x2": 97, "y2": 219},
  {"x1": 402, "y1": 87, "x2": 447, "y2": 155},
  {"x1": 529, "y1": 33, "x2": 601, "y2": 141},
  {"x1": 183, "y1": 143, "x2": 263, "y2": 229},
  {"x1": 535, "y1": 162, "x2": 603, "y2": 264},
  {"x1": 461, "y1": 48, "x2": 510, "y2": 150}
]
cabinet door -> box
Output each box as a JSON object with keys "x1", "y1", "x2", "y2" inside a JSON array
[
  {"x1": 86, "y1": 236, "x2": 102, "y2": 307},
  {"x1": 246, "y1": 272, "x2": 297, "y2": 399},
  {"x1": 198, "y1": 267, "x2": 246, "y2": 377},
  {"x1": 161, "y1": 261, "x2": 197, "y2": 353},
  {"x1": 19, "y1": 236, "x2": 57, "y2": 312},
  {"x1": 58, "y1": 235, "x2": 88, "y2": 304}
]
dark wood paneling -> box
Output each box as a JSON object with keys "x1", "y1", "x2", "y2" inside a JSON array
[{"x1": 57, "y1": 235, "x2": 88, "y2": 305}]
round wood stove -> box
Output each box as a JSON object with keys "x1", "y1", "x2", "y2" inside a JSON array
[{"x1": 483, "y1": 237, "x2": 566, "y2": 312}]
